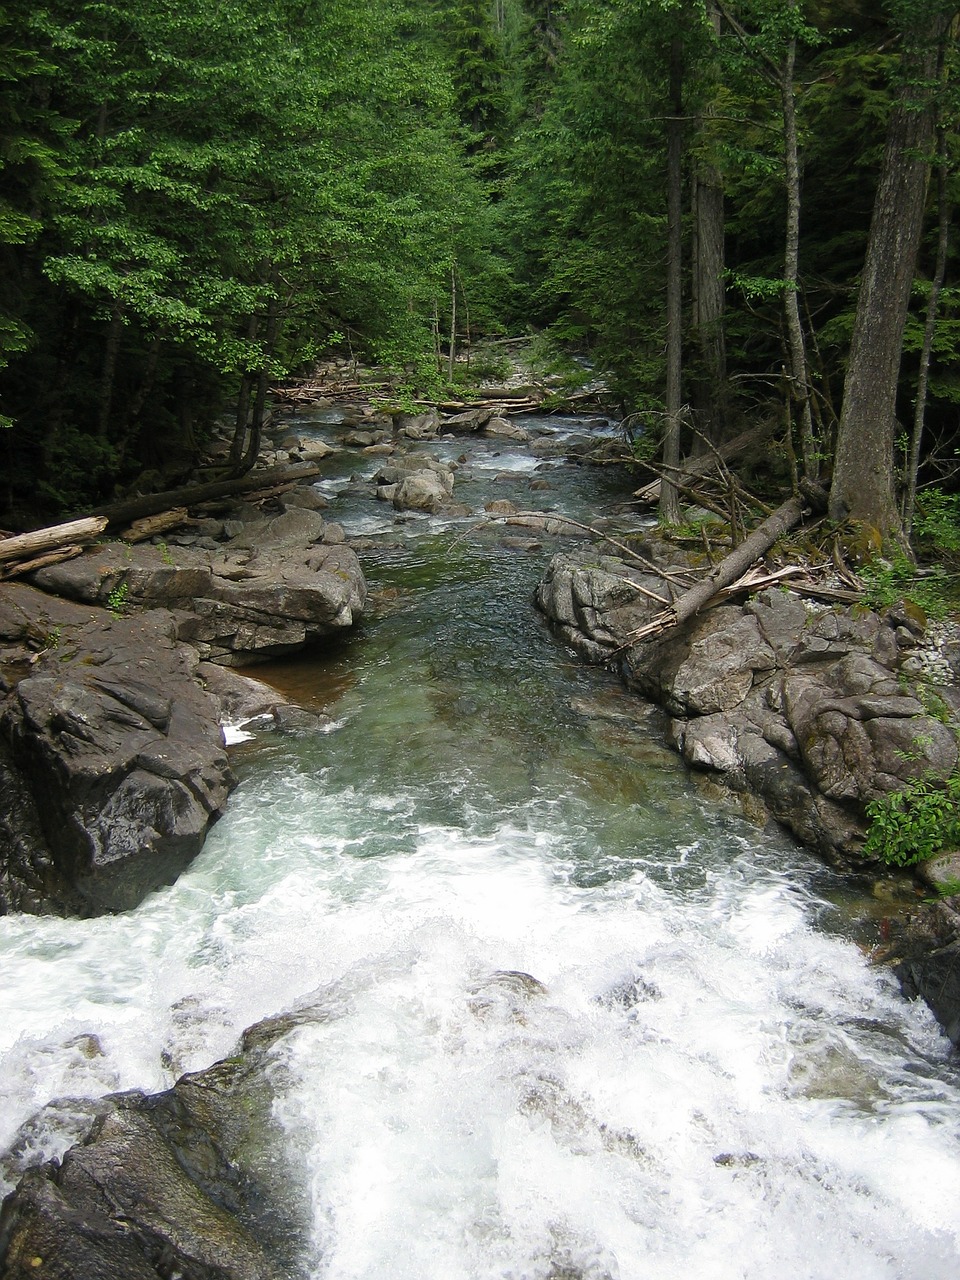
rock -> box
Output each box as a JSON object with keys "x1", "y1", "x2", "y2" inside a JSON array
[
  {"x1": 535, "y1": 545, "x2": 960, "y2": 866},
  {"x1": 484, "y1": 417, "x2": 529, "y2": 442},
  {"x1": 0, "y1": 587, "x2": 235, "y2": 914},
  {"x1": 893, "y1": 899, "x2": 960, "y2": 1045},
  {"x1": 278, "y1": 486, "x2": 329, "y2": 513},
  {"x1": 30, "y1": 523, "x2": 366, "y2": 668},
  {"x1": 396, "y1": 409, "x2": 440, "y2": 439},
  {"x1": 439, "y1": 407, "x2": 493, "y2": 434},
  {"x1": 0, "y1": 1019, "x2": 312, "y2": 1279},
  {"x1": 393, "y1": 472, "x2": 449, "y2": 513},
  {"x1": 298, "y1": 442, "x2": 336, "y2": 462},
  {"x1": 484, "y1": 499, "x2": 519, "y2": 516}
]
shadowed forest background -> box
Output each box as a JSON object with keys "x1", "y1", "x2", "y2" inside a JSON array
[{"x1": 1, "y1": 0, "x2": 958, "y2": 549}]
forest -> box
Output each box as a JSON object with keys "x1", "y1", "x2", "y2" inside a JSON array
[{"x1": 1, "y1": 0, "x2": 958, "y2": 554}]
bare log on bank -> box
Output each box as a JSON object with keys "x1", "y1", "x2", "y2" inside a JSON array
[
  {"x1": 88, "y1": 463, "x2": 321, "y2": 529},
  {"x1": 0, "y1": 516, "x2": 109, "y2": 565},
  {"x1": 627, "y1": 496, "x2": 805, "y2": 642},
  {"x1": 121, "y1": 508, "x2": 192, "y2": 543},
  {"x1": 1, "y1": 545, "x2": 86, "y2": 579}
]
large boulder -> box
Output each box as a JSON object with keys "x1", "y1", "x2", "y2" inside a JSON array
[
  {"x1": 0, "y1": 587, "x2": 235, "y2": 914},
  {"x1": 30, "y1": 510, "x2": 366, "y2": 667},
  {"x1": 0, "y1": 1007, "x2": 315, "y2": 1280}
]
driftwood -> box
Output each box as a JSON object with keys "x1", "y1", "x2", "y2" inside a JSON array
[
  {"x1": 1, "y1": 545, "x2": 85, "y2": 579},
  {"x1": 121, "y1": 508, "x2": 191, "y2": 543},
  {"x1": 89, "y1": 463, "x2": 321, "y2": 529},
  {"x1": 632, "y1": 422, "x2": 776, "y2": 505},
  {"x1": 0, "y1": 516, "x2": 108, "y2": 565},
  {"x1": 627, "y1": 497, "x2": 805, "y2": 642}
]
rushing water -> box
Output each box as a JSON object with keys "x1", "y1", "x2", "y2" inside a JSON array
[{"x1": 2, "y1": 412, "x2": 960, "y2": 1278}]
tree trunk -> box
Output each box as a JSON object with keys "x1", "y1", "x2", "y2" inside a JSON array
[
  {"x1": 0, "y1": 517, "x2": 108, "y2": 563},
  {"x1": 660, "y1": 36, "x2": 684, "y2": 526},
  {"x1": 829, "y1": 12, "x2": 953, "y2": 541},
  {"x1": 780, "y1": 31, "x2": 817, "y2": 481},
  {"x1": 630, "y1": 497, "x2": 804, "y2": 640},
  {"x1": 88, "y1": 463, "x2": 320, "y2": 528},
  {"x1": 691, "y1": 0, "x2": 727, "y2": 447},
  {"x1": 447, "y1": 262, "x2": 457, "y2": 382},
  {"x1": 97, "y1": 306, "x2": 124, "y2": 439},
  {"x1": 904, "y1": 68, "x2": 952, "y2": 539}
]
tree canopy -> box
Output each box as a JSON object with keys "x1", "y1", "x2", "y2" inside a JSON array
[{"x1": 1, "y1": 0, "x2": 958, "y2": 544}]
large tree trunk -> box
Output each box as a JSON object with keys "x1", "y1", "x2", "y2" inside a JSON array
[
  {"x1": 691, "y1": 0, "x2": 728, "y2": 447},
  {"x1": 829, "y1": 12, "x2": 954, "y2": 541},
  {"x1": 660, "y1": 36, "x2": 684, "y2": 526}
]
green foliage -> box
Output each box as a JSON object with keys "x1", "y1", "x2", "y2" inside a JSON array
[
  {"x1": 106, "y1": 581, "x2": 129, "y2": 617},
  {"x1": 912, "y1": 488, "x2": 960, "y2": 554},
  {"x1": 859, "y1": 552, "x2": 954, "y2": 621},
  {"x1": 864, "y1": 771, "x2": 960, "y2": 867}
]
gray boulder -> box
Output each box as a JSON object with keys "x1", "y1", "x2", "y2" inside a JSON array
[
  {"x1": 0, "y1": 588, "x2": 235, "y2": 914},
  {"x1": 30, "y1": 512, "x2": 366, "y2": 667},
  {"x1": 0, "y1": 1010, "x2": 314, "y2": 1279}
]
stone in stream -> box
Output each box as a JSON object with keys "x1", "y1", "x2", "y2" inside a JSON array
[{"x1": 0, "y1": 1011, "x2": 316, "y2": 1280}]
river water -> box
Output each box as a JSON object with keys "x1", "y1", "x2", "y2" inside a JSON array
[{"x1": 2, "y1": 412, "x2": 960, "y2": 1278}]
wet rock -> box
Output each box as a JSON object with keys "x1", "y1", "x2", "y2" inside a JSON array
[
  {"x1": 0, "y1": 588, "x2": 235, "y2": 914},
  {"x1": 536, "y1": 545, "x2": 959, "y2": 865},
  {"x1": 484, "y1": 417, "x2": 529, "y2": 442},
  {"x1": 0, "y1": 1037, "x2": 310, "y2": 1279},
  {"x1": 439, "y1": 407, "x2": 493, "y2": 434}
]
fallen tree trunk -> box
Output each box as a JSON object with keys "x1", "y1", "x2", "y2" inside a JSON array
[
  {"x1": 1, "y1": 545, "x2": 85, "y2": 578},
  {"x1": 0, "y1": 516, "x2": 108, "y2": 564},
  {"x1": 88, "y1": 463, "x2": 320, "y2": 528},
  {"x1": 628, "y1": 496, "x2": 805, "y2": 641},
  {"x1": 632, "y1": 421, "x2": 775, "y2": 505},
  {"x1": 121, "y1": 508, "x2": 191, "y2": 543}
]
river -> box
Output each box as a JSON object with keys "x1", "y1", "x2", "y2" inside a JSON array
[{"x1": 1, "y1": 411, "x2": 959, "y2": 1278}]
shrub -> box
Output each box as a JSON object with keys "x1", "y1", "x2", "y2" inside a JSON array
[{"x1": 864, "y1": 772, "x2": 960, "y2": 867}]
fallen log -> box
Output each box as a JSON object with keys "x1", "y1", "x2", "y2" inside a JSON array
[
  {"x1": 1, "y1": 545, "x2": 85, "y2": 579},
  {"x1": 121, "y1": 508, "x2": 191, "y2": 543},
  {"x1": 88, "y1": 463, "x2": 321, "y2": 529},
  {"x1": 632, "y1": 422, "x2": 776, "y2": 505},
  {"x1": 0, "y1": 516, "x2": 108, "y2": 564},
  {"x1": 627, "y1": 496, "x2": 805, "y2": 642}
]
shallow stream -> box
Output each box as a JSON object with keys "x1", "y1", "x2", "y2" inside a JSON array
[{"x1": 2, "y1": 411, "x2": 959, "y2": 1278}]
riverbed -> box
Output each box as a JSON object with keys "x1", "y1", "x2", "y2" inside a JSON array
[{"x1": 2, "y1": 411, "x2": 959, "y2": 1278}]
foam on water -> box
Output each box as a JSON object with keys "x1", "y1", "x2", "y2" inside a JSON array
[{"x1": 3, "y1": 759, "x2": 958, "y2": 1277}]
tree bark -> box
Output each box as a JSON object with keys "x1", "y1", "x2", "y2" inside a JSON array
[
  {"x1": 829, "y1": 11, "x2": 954, "y2": 541},
  {"x1": 904, "y1": 58, "x2": 953, "y2": 538},
  {"x1": 780, "y1": 31, "x2": 817, "y2": 481},
  {"x1": 660, "y1": 36, "x2": 684, "y2": 526},
  {"x1": 691, "y1": 0, "x2": 727, "y2": 447}
]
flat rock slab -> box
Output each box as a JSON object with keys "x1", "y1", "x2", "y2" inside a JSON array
[{"x1": 30, "y1": 510, "x2": 366, "y2": 667}]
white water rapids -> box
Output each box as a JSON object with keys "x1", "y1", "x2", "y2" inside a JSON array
[{"x1": 2, "y1": 414, "x2": 959, "y2": 1278}]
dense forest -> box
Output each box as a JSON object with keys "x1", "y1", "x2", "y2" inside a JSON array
[{"x1": 1, "y1": 0, "x2": 958, "y2": 550}]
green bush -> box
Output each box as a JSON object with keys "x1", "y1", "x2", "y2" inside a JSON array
[{"x1": 864, "y1": 772, "x2": 960, "y2": 867}]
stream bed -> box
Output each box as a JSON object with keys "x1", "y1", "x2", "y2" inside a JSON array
[{"x1": 2, "y1": 411, "x2": 959, "y2": 1278}]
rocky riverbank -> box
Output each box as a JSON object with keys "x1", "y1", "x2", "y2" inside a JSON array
[{"x1": 535, "y1": 535, "x2": 960, "y2": 1045}]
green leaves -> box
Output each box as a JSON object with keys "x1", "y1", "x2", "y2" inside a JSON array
[{"x1": 864, "y1": 772, "x2": 960, "y2": 867}]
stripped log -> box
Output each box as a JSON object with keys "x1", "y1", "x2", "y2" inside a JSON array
[
  {"x1": 89, "y1": 463, "x2": 320, "y2": 528},
  {"x1": 1, "y1": 545, "x2": 85, "y2": 579},
  {"x1": 627, "y1": 497, "x2": 805, "y2": 642},
  {"x1": 0, "y1": 516, "x2": 108, "y2": 564},
  {"x1": 121, "y1": 508, "x2": 190, "y2": 543}
]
